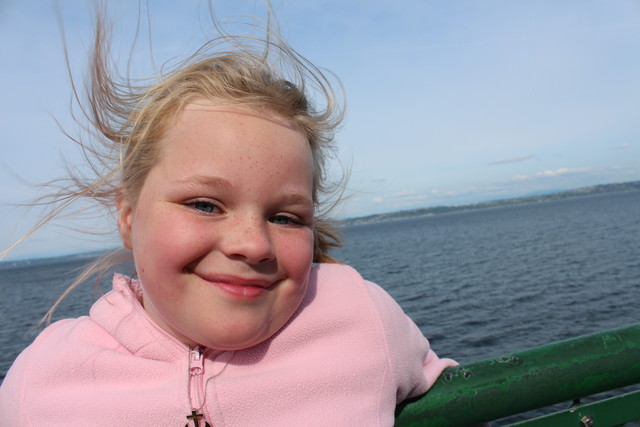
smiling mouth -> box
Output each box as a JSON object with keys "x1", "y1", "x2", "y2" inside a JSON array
[{"x1": 197, "y1": 273, "x2": 274, "y2": 299}]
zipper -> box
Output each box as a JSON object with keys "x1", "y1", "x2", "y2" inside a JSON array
[
  {"x1": 127, "y1": 283, "x2": 212, "y2": 425},
  {"x1": 188, "y1": 347, "x2": 212, "y2": 426}
]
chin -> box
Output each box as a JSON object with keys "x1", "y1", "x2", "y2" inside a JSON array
[{"x1": 196, "y1": 328, "x2": 274, "y2": 351}]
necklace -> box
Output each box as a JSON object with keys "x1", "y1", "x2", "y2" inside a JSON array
[
  {"x1": 185, "y1": 348, "x2": 235, "y2": 427},
  {"x1": 185, "y1": 410, "x2": 210, "y2": 427}
]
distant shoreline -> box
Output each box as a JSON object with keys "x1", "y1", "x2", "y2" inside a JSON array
[{"x1": 341, "y1": 180, "x2": 640, "y2": 226}]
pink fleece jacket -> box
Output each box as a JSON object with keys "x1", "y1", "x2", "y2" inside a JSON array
[{"x1": 1, "y1": 263, "x2": 456, "y2": 426}]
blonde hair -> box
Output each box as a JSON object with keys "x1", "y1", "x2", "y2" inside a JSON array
[{"x1": 15, "y1": 8, "x2": 346, "y2": 322}]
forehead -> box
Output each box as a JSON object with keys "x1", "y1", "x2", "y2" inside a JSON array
[
  {"x1": 158, "y1": 101, "x2": 305, "y2": 154},
  {"x1": 154, "y1": 101, "x2": 314, "y2": 188},
  {"x1": 180, "y1": 99, "x2": 302, "y2": 133}
]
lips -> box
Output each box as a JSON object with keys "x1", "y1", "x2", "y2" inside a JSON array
[{"x1": 197, "y1": 273, "x2": 274, "y2": 300}]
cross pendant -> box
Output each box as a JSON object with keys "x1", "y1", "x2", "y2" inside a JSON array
[{"x1": 186, "y1": 409, "x2": 211, "y2": 427}]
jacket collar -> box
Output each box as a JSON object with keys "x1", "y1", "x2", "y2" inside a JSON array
[{"x1": 89, "y1": 274, "x2": 189, "y2": 362}]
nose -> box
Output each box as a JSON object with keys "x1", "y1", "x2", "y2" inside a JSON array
[{"x1": 219, "y1": 214, "x2": 275, "y2": 264}]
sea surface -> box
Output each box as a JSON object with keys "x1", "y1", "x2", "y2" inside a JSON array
[{"x1": 1, "y1": 190, "x2": 639, "y2": 424}]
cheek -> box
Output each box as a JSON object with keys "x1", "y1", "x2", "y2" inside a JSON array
[
  {"x1": 131, "y1": 208, "x2": 207, "y2": 273},
  {"x1": 278, "y1": 230, "x2": 315, "y2": 281}
]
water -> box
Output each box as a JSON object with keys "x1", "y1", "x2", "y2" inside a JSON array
[
  {"x1": 1, "y1": 190, "x2": 639, "y2": 424},
  {"x1": 334, "y1": 191, "x2": 640, "y2": 361}
]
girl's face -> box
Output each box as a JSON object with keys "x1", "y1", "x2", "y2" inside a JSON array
[{"x1": 116, "y1": 101, "x2": 315, "y2": 350}]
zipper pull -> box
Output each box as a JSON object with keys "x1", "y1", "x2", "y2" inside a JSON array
[{"x1": 189, "y1": 347, "x2": 204, "y2": 376}]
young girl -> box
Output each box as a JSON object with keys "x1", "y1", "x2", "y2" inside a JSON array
[{"x1": 0, "y1": 8, "x2": 456, "y2": 427}]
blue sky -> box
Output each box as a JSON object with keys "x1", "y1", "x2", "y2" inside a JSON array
[{"x1": 1, "y1": 0, "x2": 639, "y2": 260}]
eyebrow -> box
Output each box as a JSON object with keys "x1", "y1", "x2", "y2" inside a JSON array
[
  {"x1": 175, "y1": 174, "x2": 314, "y2": 207},
  {"x1": 176, "y1": 175, "x2": 233, "y2": 191},
  {"x1": 280, "y1": 193, "x2": 314, "y2": 208}
]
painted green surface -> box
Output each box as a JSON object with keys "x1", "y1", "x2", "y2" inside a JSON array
[
  {"x1": 395, "y1": 323, "x2": 640, "y2": 427},
  {"x1": 509, "y1": 389, "x2": 640, "y2": 427}
]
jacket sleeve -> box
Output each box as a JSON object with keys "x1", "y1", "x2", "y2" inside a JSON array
[{"x1": 364, "y1": 280, "x2": 458, "y2": 402}]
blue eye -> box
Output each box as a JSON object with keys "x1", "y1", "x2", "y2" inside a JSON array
[
  {"x1": 188, "y1": 200, "x2": 219, "y2": 214},
  {"x1": 194, "y1": 201, "x2": 214, "y2": 213},
  {"x1": 270, "y1": 215, "x2": 296, "y2": 225}
]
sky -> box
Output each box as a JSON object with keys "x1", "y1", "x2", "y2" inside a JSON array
[{"x1": 1, "y1": 0, "x2": 640, "y2": 260}]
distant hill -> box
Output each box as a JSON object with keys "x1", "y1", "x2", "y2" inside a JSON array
[{"x1": 341, "y1": 180, "x2": 640, "y2": 226}]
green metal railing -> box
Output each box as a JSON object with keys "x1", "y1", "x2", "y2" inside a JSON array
[{"x1": 395, "y1": 323, "x2": 640, "y2": 426}]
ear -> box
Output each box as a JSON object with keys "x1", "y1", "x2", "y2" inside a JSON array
[{"x1": 116, "y1": 189, "x2": 134, "y2": 250}]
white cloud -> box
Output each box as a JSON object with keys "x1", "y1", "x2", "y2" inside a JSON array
[
  {"x1": 608, "y1": 143, "x2": 631, "y2": 150},
  {"x1": 509, "y1": 174, "x2": 530, "y2": 182},
  {"x1": 401, "y1": 195, "x2": 430, "y2": 202},
  {"x1": 390, "y1": 190, "x2": 417, "y2": 198},
  {"x1": 489, "y1": 155, "x2": 535, "y2": 166},
  {"x1": 535, "y1": 167, "x2": 591, "y2": 177},
  {"x1": 429, "y1": 188, "x2": 459, "y2": 196}
]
